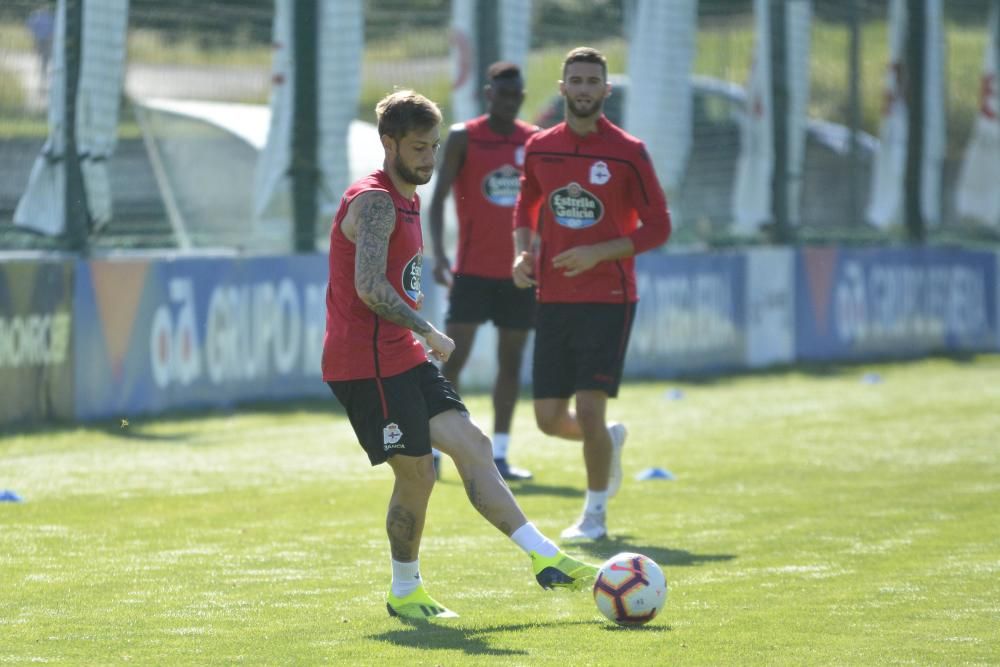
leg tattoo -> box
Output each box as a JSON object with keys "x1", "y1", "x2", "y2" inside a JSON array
[{"x1": 387, "y1": 504, "x2": 417, "y2": 561}]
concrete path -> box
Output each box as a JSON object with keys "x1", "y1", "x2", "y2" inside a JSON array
[{"x1": 2, "y1": 49, "x2": 449, "y2": 109}]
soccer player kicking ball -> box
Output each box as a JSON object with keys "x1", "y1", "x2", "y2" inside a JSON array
[
  {"x1": 323, "y1": 90, "x2": 597, "y2": 620},
  {"x1": 512, "y1": 47, "x2": 671, "y2": 541}
]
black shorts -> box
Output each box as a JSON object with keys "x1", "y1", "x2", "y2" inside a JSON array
[
  {"x1": 446, "y1": 274, "x2": 536, "y2": 330},
  {"x1": 328, "y1": 361, "x2": 467, "y2": 466},
  {"x1": 532, "y1": 302, "x2": 637, "y2": 399}
]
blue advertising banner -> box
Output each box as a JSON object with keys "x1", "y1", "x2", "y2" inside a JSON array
[
  {"x1": 796, "y1": 247, "x2": 998, "y2": 361},
  {"x1": 74, "y1": 254, "x2": 330, "y2": 420},
  {"x1": 628, "y1": 252, "x2": 746, "y2": 375},
  {"x1": 0, "y1": 259, "x2": 75, "y2": 424}
]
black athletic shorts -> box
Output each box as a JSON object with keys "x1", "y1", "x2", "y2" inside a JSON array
[
  {"x1": 446, "y1": 274, "x2": 536, "y2": 330},
  {"x1": 328, "y1": 361, "x2": 467, "y2": 466},
  {"x1": 532, "y1": 302, "x2": 637, "y2": 400}
]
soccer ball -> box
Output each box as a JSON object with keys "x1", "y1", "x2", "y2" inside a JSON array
[{"x1": 592, "y1": 552, "x2": 667, "y2": 626}]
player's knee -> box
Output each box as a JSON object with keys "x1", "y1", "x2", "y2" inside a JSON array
[
  {"x1": 445, "y1": 428, "x2": 493, "y2": 467},
  {"x1": 534, "y1": 410, "x2": 562, "y2": 436},
  {"x1": 496, "y1": 361, "x2": 521, "y2": 383},
  {"x1": 393, "y1": 455, "x2": 436, "y2": 494},
  {"x1": 469, "y1": 430, "x2": 493, "y2": 463},
  {"x1": 574, "y1": 401, "x2": 605, "y2": 433}
]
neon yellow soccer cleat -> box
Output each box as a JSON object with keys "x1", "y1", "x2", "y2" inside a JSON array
[
  {"x1": 531, "y1": 550, "x2": 599, "y2": 591},
  {"x1": 386, "y1": 585, "x2": 459, "y2": 619}
]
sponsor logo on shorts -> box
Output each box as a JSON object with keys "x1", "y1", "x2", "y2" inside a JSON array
[
  {"x1": 383, "y1": 422, "x2": 403, "y2": 447},
  {"x1": 401, "y1": 254, "x2": 422, "y2": 302},
  {"x1": 549, "y1": 182, "x2": 604, "y2": 229},
  {"x1": 589, "y1": 160, "x2": 611, "y2": 185},
  {"x1": 481, "y1": 164, "x2": 521, "y2": 207}
]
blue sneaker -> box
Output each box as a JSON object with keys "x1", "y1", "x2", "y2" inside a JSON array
[{"x1": 495, "y1": 458, "x2": 533, "y2": 481}]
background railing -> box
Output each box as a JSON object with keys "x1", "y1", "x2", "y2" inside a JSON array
[{"x1": 1, "y1": 0, "x2": 998, "y2": 252}]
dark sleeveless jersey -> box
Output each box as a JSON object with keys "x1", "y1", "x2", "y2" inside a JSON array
[
  {"x1": 513, "y1": 117, "x2": 671, "y2": 303},
  {"x1": 322, "y1": 170, "x2": 428, "y2": 381},
  {"x1": 452, "y1": 116, "x2": 537, "y2": 279}
]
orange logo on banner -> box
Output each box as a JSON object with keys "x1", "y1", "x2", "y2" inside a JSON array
[
  {"x1": 803, "y1": 247, "x2": 839, "y2": 336},
  {"x1": 90, "y1": 261, "x2": 150, "y2": 379}
]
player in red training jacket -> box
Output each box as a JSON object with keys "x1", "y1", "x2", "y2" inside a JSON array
[
  {"x1": 323, "y1": 90, "x2": 597, "y2": 620},
  {"x1": 428, "y1": 62, "x2": 538, "y2": 482},
  {"x1": 512, "y1": 47, "x2": 671, "y2": 541}
]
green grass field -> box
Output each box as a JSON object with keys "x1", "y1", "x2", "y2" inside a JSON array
[{"x1": 2, "y1": 356, "x2": 999, "y2": 665}]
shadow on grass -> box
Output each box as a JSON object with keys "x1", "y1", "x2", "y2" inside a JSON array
[
  {"x1": 430, "y1": 478, "x2": 582, "y2": 501},
  {"x1": 506, "y1": 481, "x2": 582, "y2": 498},
  {"x1": 601, "y1": 623, "x2": 672, "y2": 633},
  {"x1": 630, "y1": 350, "x2": 993, "y2": 388},
  {"x1": 569, "y1": 535, "x2": 736, "y2": 568},
  {"x1": 94, "y1": 423, "x2": 196, "y2": 442},
  {"x1": 370, "y1": 619, "x2": 661, "y2": 655},
  {"x1": 0, "y1": 397, "x2": 340, "y2": 439}
]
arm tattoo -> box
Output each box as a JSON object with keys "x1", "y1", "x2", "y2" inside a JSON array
[{"x1": 354, "y1": 194, "x2": 431, "y2": 336}]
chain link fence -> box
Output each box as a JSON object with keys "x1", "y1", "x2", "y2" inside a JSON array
[{"x1": 0, "y1": 0, "x2": 996, "y2": 251}]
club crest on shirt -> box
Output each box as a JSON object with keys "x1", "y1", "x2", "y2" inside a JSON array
[
  {"x1": 549, "y1": 182, "x2": 604, "y2": 229},
  {"x1": 589, "y1": 160, "x2": 611, "y2": 185},
  {"x1": 514, "y1": 145, "x2": 526, "y2": 166},
  {"x1": 481, "y1": 164, "x2": 521, "y2": 207},
  {"x1": 383, "y1": 422, "x2": 403, "y2": 447},
  {"x1": 401, "y1": 253, "x2": 422, "y2": 302}
]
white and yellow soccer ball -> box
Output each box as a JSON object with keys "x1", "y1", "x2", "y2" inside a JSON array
[{"x1": 592, "y1": 552, "x2": 667, "y2": 626}]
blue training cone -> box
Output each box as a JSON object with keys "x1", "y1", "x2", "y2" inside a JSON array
[
  {"x1": 0, "y1": 490, "x2": 24, "y2": 502},
  {"x1": 635, "y1": 467, "x2": 675, "y2": 481}
]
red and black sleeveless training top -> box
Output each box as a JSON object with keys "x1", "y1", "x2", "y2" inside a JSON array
[
  {"x1": 323, "y1": 170, "x2": 427, "y2": 381},
  {"x1": 451, "y1": 115, "x2": 536, "y2": 279}
]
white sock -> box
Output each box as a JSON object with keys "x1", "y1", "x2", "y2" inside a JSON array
[
  {"x1": 492, "y1": 433, "x2": 510, "y2": 460},
  {"x1": 390, "y1": 558, "x2": 422, "y2": 598},
  {"x1": 510, "y1": 522, "x2": 559, "y2": 557},
  {"x1": 585, "y1": 490, "x2": 609, "y2": 515}
]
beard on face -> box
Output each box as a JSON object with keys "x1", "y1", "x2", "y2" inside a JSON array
[
  {"x1": 394, "y1": 153, "x2": 432, "y2": 185},
  {"x1": 565, "y1": 95, "x2": 604, "y2": 120}
]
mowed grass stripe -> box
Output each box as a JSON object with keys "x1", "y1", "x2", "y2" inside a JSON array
[{"x1": 1, "y1": 355, "x2": 998, "y2": 665}]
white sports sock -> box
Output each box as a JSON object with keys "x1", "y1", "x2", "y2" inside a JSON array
[
  {"x1": 492, "y1": 433, "x2": 510, "y2": 460},
  {"x1": 391, "y1": 558, "x2": 422, "y2": 598},
  {"x1": 510, "y1": 522, "x2": 559, "y2": 557},
  {"x1": 585, "y1": 490, "x2": 609, "y2": 515}
]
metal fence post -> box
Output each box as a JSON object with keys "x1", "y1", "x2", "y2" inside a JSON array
[
  {"x1": 903, "y1": 0, "x2": 926, "y2": 243},
  {"x1": 292, "y1": 0, "x2": 319, "y2": 252},
  {"x1": 848, "y1": 0, "x2": 862, "y2": 228},
  {"x1": 64, "y1": 0, "x2": 90, "y2": 253},
  {"x1": 769, "y1": 0, "x2": 791, "y2": 243},
  {"x1": 474, "y1": 0, "x2": 500, "y2": 114}
]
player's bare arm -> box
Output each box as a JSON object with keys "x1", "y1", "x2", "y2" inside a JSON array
[
  {"x1": 427, "y1": 125, "x2": 468, "y2": 287},
  {"x1": 552, "y1": 237, "x2": 636, "y2": 278},
  {"x1": 512, "y1": 227, "x2": 536, "y2": 288},
  {"x1": 350, "y1": 191, "x2": 454, "y2": 360}
]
